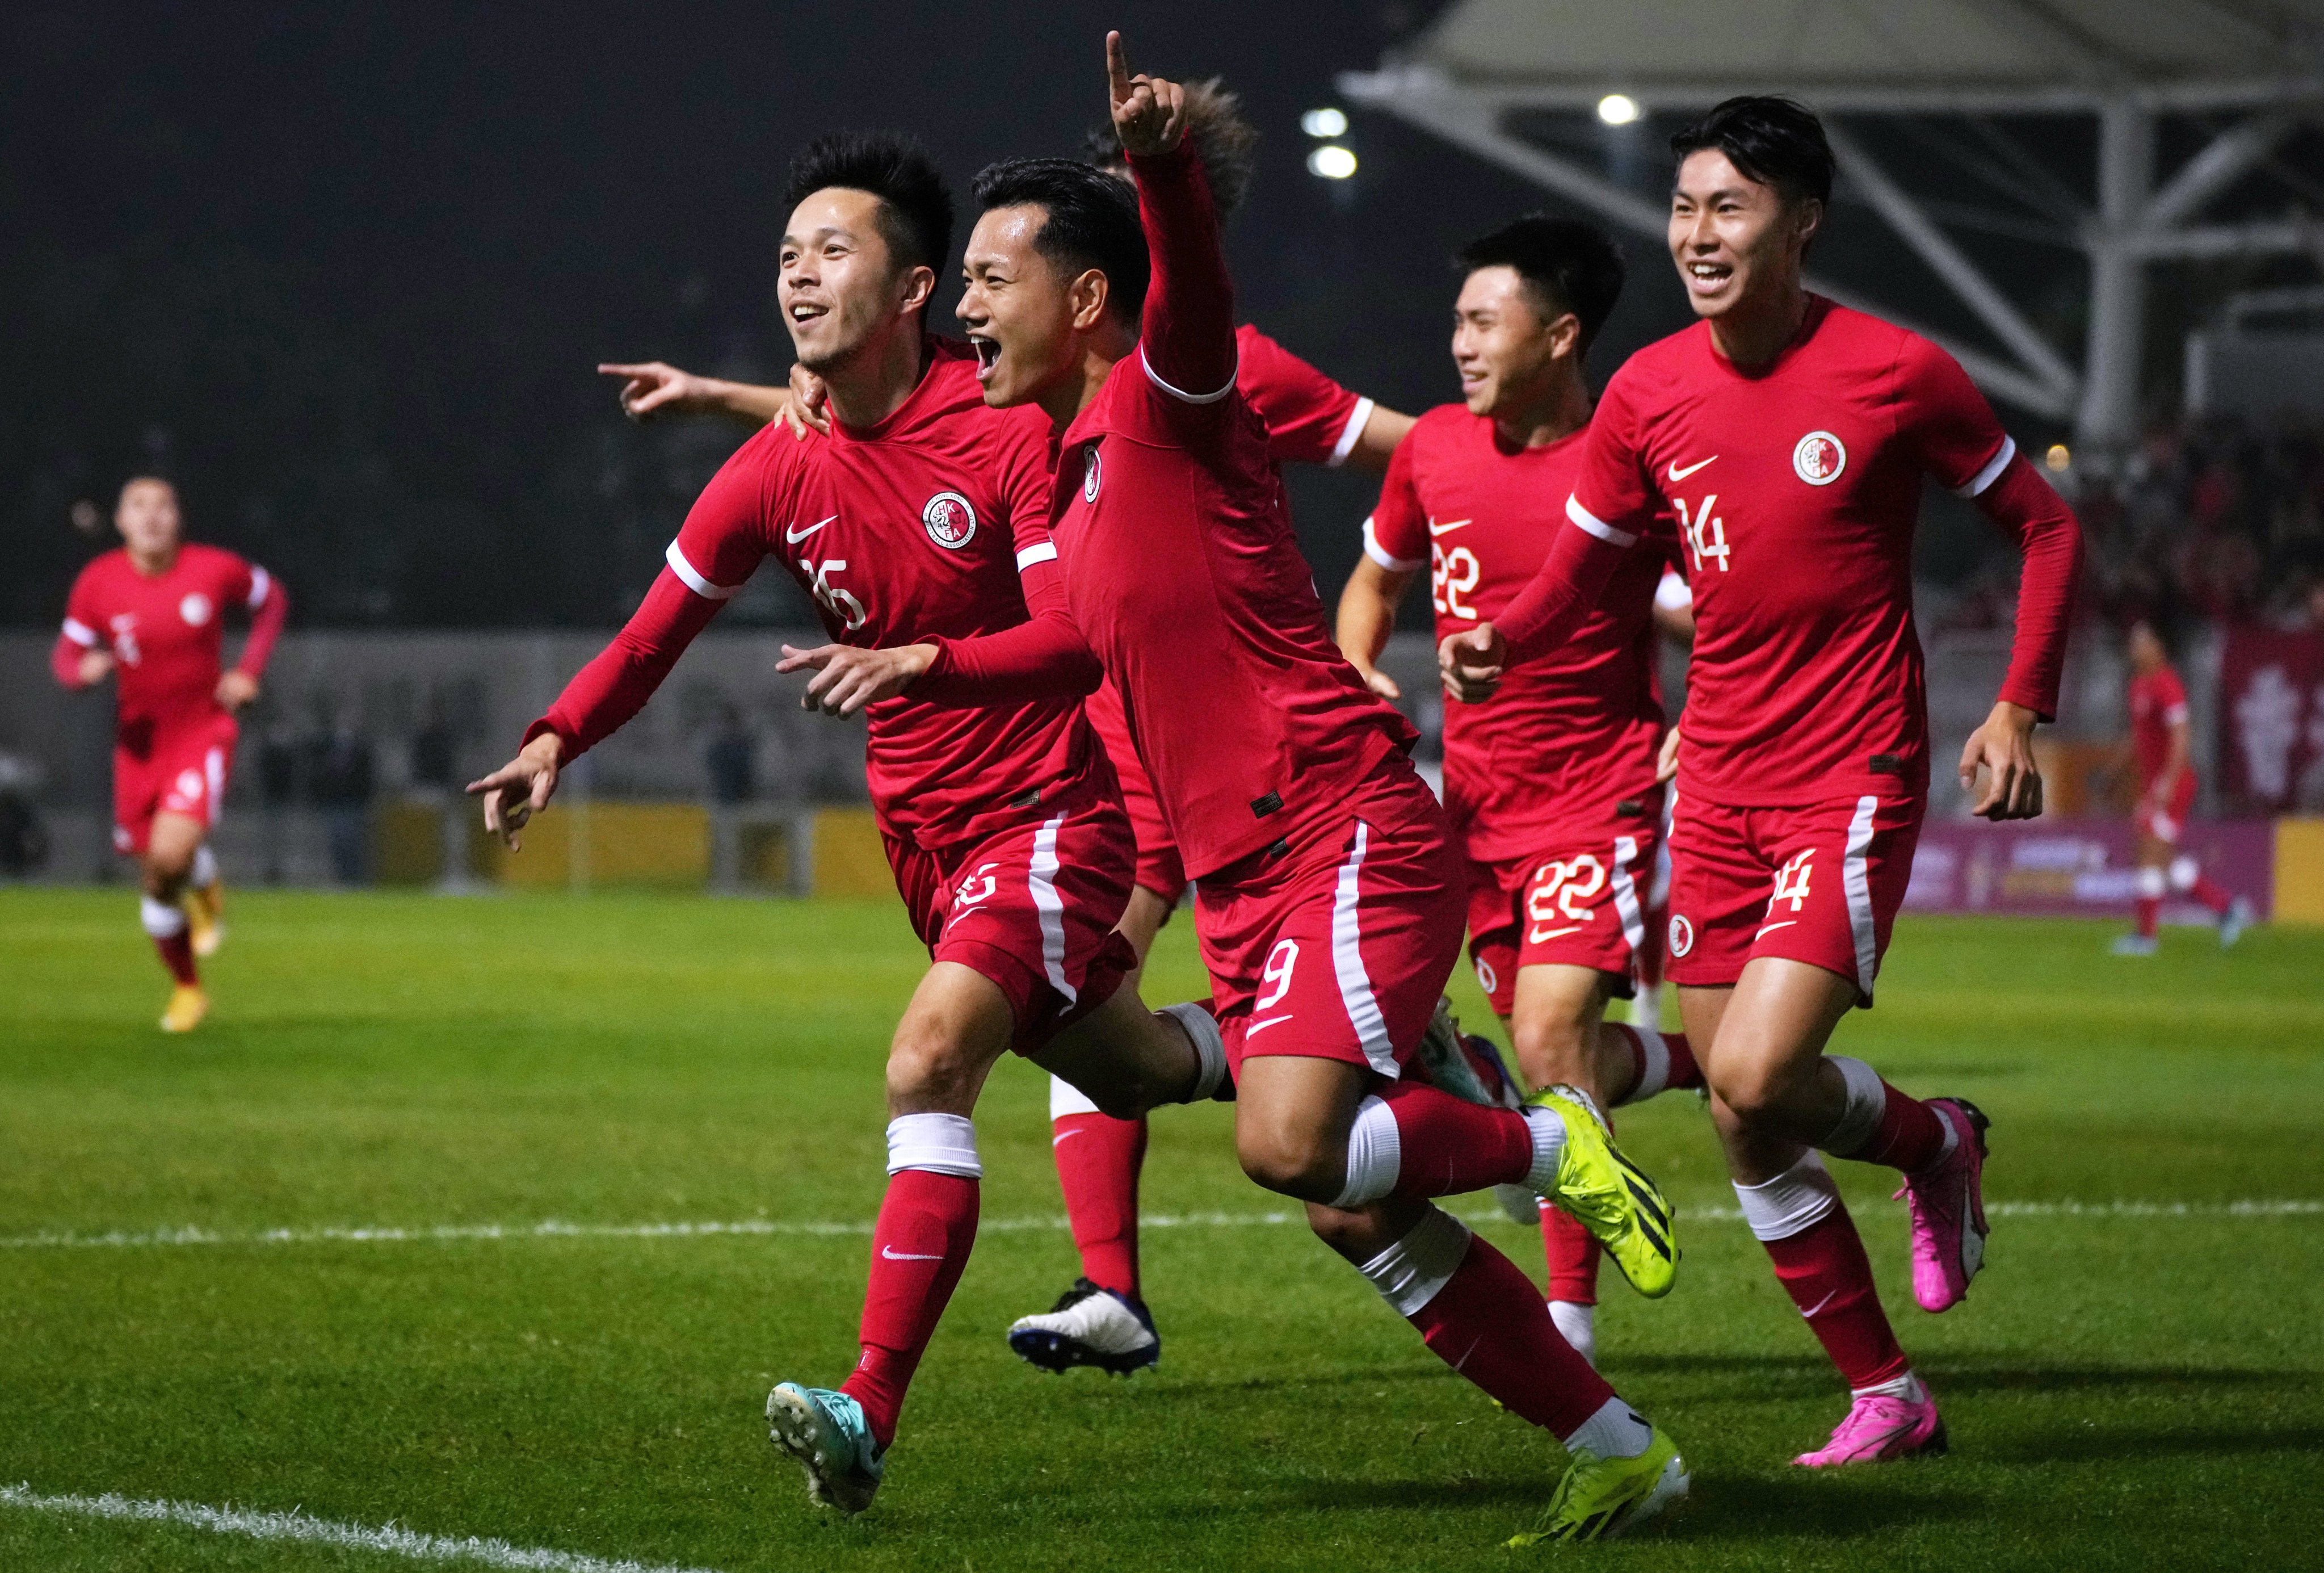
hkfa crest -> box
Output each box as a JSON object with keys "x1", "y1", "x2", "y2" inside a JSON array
[
  {"x1": 922, "y1": 490, "x2": 977, "y2": 551},
  {"x1": 179, "y1": 593, "x2": 213, "y2": 627},
  {"x1": 1667, "y1": 913, "x2": 1695, "y2": 958},
  {"x1": 1792, "y1": 430, "x2": 1847, "y2": 486},
  {"x1": 1083, "y1": 447, "x2": 1103, "y2": 503}
]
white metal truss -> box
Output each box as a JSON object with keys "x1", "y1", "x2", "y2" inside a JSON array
[{"x1": 1339, "y1": 58, "x2": 2324, "y2": 451}]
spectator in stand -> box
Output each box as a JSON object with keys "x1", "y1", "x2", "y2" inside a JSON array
[{"x1": 306, "y1": 705, "x2": 375, "y2": 885}]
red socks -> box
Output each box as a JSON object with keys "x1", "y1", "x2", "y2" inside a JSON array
[
  {"x1": 842, "y1": 1168, "x2": 978, "y2": 1449},
  {"x1": 2136, "y1": 895, "x2": 2162, "y2": 938},
  {"x1": 1540, "y1": 1206, "x2": 1600, "y2": 1306},
  {"x1": 1851, "y1": 1082, "x2": 1949, "y2": 1173},
  {"x1": 1762, "y1": 1205, "x2": 1909, "y2": 1391},
  {"x1": 155, "y1": 930, "x2": 197, "y2": 986},
  {"x1": 1376, "y1": 1080, "x2": 1535, "y2": 1196},
  {"x1": 2190, "y1": 874, "x2": 2234, "y2": 916},
  {"x1": 1052, "y1": 1110, "x2": 1146, "y2": 1298},
  {"x1": 1407, "y1": 1230, "x2": 1616, "y2": 1437}
]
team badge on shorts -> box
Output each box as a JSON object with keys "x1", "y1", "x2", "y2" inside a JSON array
[
  {"x1": 1668, "y1": 913, "x2": 1695, "y2": 958},
  {"x1": 1793, "y1": 431, "x2": 1847, "y2": 486},
  {"x1": 179, "y1": 592, "x2": 213, "y2": 626},
  {"x1": 1083, "y1": 447, "x2": 1103, "y2": 503},
  {"x1": 922, "y1": 490, "x2": 977, "y2": 551}
]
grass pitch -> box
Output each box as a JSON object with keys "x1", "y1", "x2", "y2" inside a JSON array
[{"x1": 2, "y1": 886, "x2": 2320, "y2": 1572}]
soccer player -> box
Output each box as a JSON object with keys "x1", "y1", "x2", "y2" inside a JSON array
[
  {"x1": 599, "y1": 81, "x2": 1417, "y2": 1380},
  {"x1": 792, "y1": 37, "x2": 1689, "y2": 1542},
  {"x1": 2112, "y1": 615, "x2": 2250, "y2": 954},
  {"x1": 52, "y1": 477, "x2": 286, "y2": 1031},
  {"x1": 1443, "y1": 97, "x2": 2083, "y2": 1465},
  {"x1": 1335, "y1": 214, "x2": 1705, "y2": 1369},
  {"x1": 468, "y1": 132, "x2": 1227, "y2": 1517}
]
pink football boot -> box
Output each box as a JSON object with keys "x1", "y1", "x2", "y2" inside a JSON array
[
  {"x1": 1898, "y1": 1098, "x2": 1990, "y2": 1313},
  {"x1": 1792, "y1": 1387, "x2": 1947, "y2": 1467}
]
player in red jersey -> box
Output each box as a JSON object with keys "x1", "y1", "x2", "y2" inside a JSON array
[
  {"x1": 1335, "y1": 215, "x2": 1707, "y2": 1369},
  {"x1": 2112, "y1": 616, "x2": 2249, "y2": 954},
  {"x1": 598, "y1": 81, "x2": 1418, "y2": 1379},
  {"x1": 52, "y1": 477, "x2": 287, "y2": 1032},
  {"x1": 469, "y1": 133, "x2": 1225, "y2": 1517},
  {"x1": 789, "y1": 40, "x2": 1690, "y2": 1542},
  {"x1": 1444, "y1": 97, "x2": 2083, "y2": 1466}
]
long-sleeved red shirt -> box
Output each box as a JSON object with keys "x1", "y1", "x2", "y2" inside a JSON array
[{"x1": 1498, "y1": 296, "x2": 2082, "y2": 806}]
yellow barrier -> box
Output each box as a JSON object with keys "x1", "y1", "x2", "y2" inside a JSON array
[
  {"x1": 2276, "y1": 818, "x2": 2324, "y2": 925},
  {"x1": 473, "y1": 802, "x2": 711, "y2": 889},
  {"x1": 810, "y1": 807, "x2": 894, "y2": 898}
]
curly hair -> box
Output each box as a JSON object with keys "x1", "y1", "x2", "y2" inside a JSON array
[{"x1": 1081, "y1": 77, "x2": 1260, "y2": 219}]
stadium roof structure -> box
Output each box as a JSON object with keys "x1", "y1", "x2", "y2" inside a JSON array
[{"x1": 1340, "y1": 0, "x2": 2324, "y2": 454}]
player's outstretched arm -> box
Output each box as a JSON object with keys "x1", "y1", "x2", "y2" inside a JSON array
[
  {"x1": 1111, "y1": 33, "x2": 1237, "y2": 403},
  {"x1": 218, "y1": 567, "x2": 288, "y2": 712},
  {"x1": 467, "y1": 733, "x2": 562, "y2": 850},
  {"x1": 1342, "y1": 404, "x2": 1416, "y2": 473},
  {"x1": 1438, "y1": 621, "x2": 1507, "y2": 704},
  {"x1": 776, "y1": 641, "x2": 939, "y2": 718},
  {"x1": 598, "y1": 361, "x2": 828, "y2": 438}
]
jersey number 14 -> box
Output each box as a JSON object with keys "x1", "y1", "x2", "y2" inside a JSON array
[{"x1": 1674, "y1": 495, "x2": 1730, "y2": 574}]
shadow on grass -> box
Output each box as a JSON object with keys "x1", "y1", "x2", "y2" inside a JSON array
[
  {"x1": 1612, "y1": 1352, "x2": 2312, "y2": 1400},
  {"x1": 1982, "y1": 1422, "x2": 2324, "y2": 1465},
  {"x1": 1659, "y1": 1470, "x2": 1979, "y2": 1542}
]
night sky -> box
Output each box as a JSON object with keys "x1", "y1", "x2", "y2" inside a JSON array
[{"x1": 8, "y1": 1, "x2": 2126, "y2": 631}]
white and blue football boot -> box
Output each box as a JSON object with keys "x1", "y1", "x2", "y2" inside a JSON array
[
  {"x1": 766, "y1": 1381, "x2": 885, "y2": 1514},
  {"x1": 1008, "y1": 1277, "x2": 1160, "y2": 1375}
]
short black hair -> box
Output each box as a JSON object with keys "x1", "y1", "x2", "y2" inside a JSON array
[
  {"x1": 783, "y1": 131, "x2": 955, "y2": 278},
  {"x1": 1455, "y1": 215, "x2": 1625, "y2": 355},
  {"x1": 1670, "y1": 95, "x2": 1834, "y2": 207},
  {"x1": 1081, "y1": 78, "x2": 1260, "y2": 219},
  {"x1": 972, "y1": 157, "x2": 1149, "y2": 322}
]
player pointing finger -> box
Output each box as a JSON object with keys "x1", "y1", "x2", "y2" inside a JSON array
[{"x1": 1106, "y1": 32, "x2": 1185, "y2": 157}]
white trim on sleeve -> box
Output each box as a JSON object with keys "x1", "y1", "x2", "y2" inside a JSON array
[
  {"x1": 246, "y1": 565, "x2": 272, "y2": 608},
  {"x1": 1953, "y1": 435, "x2": 2017, "y2": 498},
  {"x1": 1140, "y1": 347, "x2": 1239, "y2": 405},
  {"x1": 665, "y1": 539, "x2": 739, "y2": 601},
  {"x1": 1015, "y1": 541, "x2": 1059, "y2": 571},
  {"x1": 1361, "y1": 517, "x2": 1424, "y2": 573},
  {"x1": 1325, "y1": 396, "x2": 1376, "y2": 468},
  {"x1": 1565, "y1": 493, "x2": 1639, "y2": 548},
  {"x1": 61, "y1": 617, "x2": 99, "y2": 647}
]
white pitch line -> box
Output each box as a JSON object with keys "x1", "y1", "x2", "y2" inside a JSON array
[
  {"x1": 0, "y1": 1483, "x2": 718, "y2": 1573},
  {"x1": 0, "y1": 1198, "x2": 2314, "y2": 1253}
]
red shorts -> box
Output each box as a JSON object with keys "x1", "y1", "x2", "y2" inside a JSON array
[
  {"x1": 1193, "y1": 763, "x2": 1463, "y2": 1080},
  {"x1": 113, "y1": 715, "x2": 238, "y2": 854},
  {"x1": 1465, "y1": 810, "x2": 1662, "y2": 1018},
  {"x1": 885, "y1": 781, "x2": 1137, "y2": 1054},
  {"x1": 1665, "y1": 792, "x2": 1924, "y2": 1005},
  {"x1": 2136, "y1": 775, "x2": 2197, "y2": 844},
  {"x1": 1083, "y1": 681, "x2": 1186, "y2": 905}
]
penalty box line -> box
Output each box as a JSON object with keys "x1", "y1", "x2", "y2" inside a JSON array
[
  {"x1": 0, "y1": 1482, "x2": 718, "y2": 1573},
  {"x1": 2, "y1": 1198, "x2": 2317, "y2": 1252}
]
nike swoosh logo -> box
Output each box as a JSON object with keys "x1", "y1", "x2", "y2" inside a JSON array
[
  {"x1": 880, "y1": 1246, "x2": 944, "y2": 1261},
  {"x1": 1427, "y1": 517, "x2": 1472, "y2": 536},
  {"x1": 784, "y1": 515, "x2": 838, "y2": 544},
  {"x1": 1667, "y1": 456, "x2": 1717, "y2": 482},
  {"x1": 1531, "y1": 924, "x2": 1586, "y2": 939},
  {"x1": 1244, "y1": 1014, "x2": 1293, "y2": 1037},
  {"x1": 1799, "y1": 1290, "x2": 1839, "y2": 1319},
  {"x1": 1755, "y1": 918, "x2": 1798, "y2": 938},
  {"x1": 1052, "y1": 1130, "x2": 1082, "y2": 1147}
]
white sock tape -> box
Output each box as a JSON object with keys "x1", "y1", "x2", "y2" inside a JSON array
[
  {"x1": 885, "y1": 1112, "x2": 982, "y2": 1178},
  {"x1": 1049, "y1": 1074, "x2": 1102, "y2": 1121},
  {"x1": 1330, "y1": 1095, "x2": 1402, "y2": 1209},
  {"x1": 1617, "y1": 1025, "x2": 1671, "y2": 1106},
  {"x1": 1732, "y1": 1150, "x2": 1842, "y2": 1241},
  {"x1": 1159, "y1": 1002, "x2": 1228, "y2": 1102},
  {"x1": 190, "y1": 844, "x2": 218, "y2": 888},
  {"x1": 1354, "y1": 1202, "x2": 1471, "y2": 1317},
  {"x1": 140, "y1": 896, "x2": 188, "y2": 938},
  {"x1": 1820, "y1": 1055, "x2": 1886, "y2": 1157},
  {"x1": 2136, "y1": 866, "x2": 2168, "y2": 899},
  {"x1": 2168, "y1": 856, "x2": 2199, "y2": 893}
]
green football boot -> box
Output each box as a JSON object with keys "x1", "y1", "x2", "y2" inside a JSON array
[
  {"x1": 766, "y1": 1382, "x2": 885, "y2": 1514},
  {"x1": 1527, "y1": 1084, "x2": 1678, "y2": 1298},
  {"x1": 1508, "y1": 1426, "x2": 1689, "y2": 1546}
]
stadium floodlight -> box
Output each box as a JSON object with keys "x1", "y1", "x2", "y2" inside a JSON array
[
  {"x1": 2046, "y1": 444, "x2": 2072, "y2": 472},
  {"x1": 1596, "y1": 94, "x2": 1640, "y2": 126},
  {"x1": 1307, "y1": 145, "x2": 1359, "y2": 180},
  {"x1": 1300, "y1": 107, "x2": 1350, "y2": 139}
]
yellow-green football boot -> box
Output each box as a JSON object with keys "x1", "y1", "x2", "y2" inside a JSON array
[
  {"x1": 1508, "y1": 1426, "x2": 1689, "y2": 1546},
  {"x1": 1526, "y1": 1084, "x2": 1678, "y2": 1297}
]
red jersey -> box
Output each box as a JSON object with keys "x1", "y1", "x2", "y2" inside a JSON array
[
  {"x1": 56, "y1": 543, "x2": 286, "y2": 745},
  {"x1": 2129, "y1": 665, "x2": 2190, "y2": 793},
  {"x1": 1365, "y1": 405, "x2": 1663, "y2": 858},
  {"x1": 1011, "y1": 142, "x2": 1415, "y2": 878},
  {"x1": 1235, "y1": 324, "x2": 1372, "y2": 468},
  {"x1": 1503, "y1": 296, "x2": 2082, "y2": 806},
  {"x1": 535, "y1": 339, "x2": 1106, "y2": 847}
]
